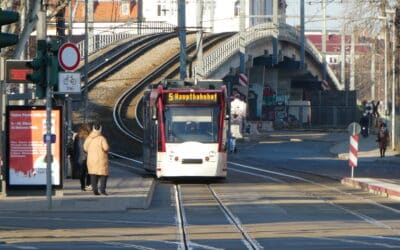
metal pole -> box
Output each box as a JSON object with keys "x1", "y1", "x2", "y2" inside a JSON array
[
  {"x1": 0, "y1": 57, "x2": 6, "y2": 197},
  {"x1": 391, "y1": 12, "x2": 396, "y2": 150},
  {"x1": 350, "y1": 32, "x2": 355, "y2": 90},
  {"x1": 300, "y1": 0, "x2": 305, "y2": 69},
  {"x1": 45, "y1": 57, "x2": 52, "y2": 210},
  {"x1": 37, "y1": 5, "x2": 52, "y2": 209},
  {"x1": 322, "y1": 0, "x2": 327, "y2": 80},
  {"x1": 371, "y1": 44, "x2": 376, "y2": 101},
  {"x1": 239, "y1": 0, "x2": 245, "y2": 73},
  {"x1": 68, "y1": 0, "x2": 72, "y2": 42},
  {"x1": 195, "y1": 0, "x2": 204, "y2": 79},
  {"x1": 384, "y1": 20, "x2": 388, "y2": 114},
  {"x1": 178, "y1": 0, "x2": 187, "y2": 80},
  {"x1": 84, "y1": 0, "x2": 88, "y2": 122}
]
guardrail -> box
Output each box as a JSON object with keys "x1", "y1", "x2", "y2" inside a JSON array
[
  {"x1": 76, "y1": 21, "x2": 176, "y2": 60},
  {"x1": 194, "y1": 22, "x2": 342, "y2": 90}
]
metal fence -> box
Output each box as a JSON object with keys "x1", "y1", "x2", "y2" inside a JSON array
[
  {"x1": 76, "y1": 21, "x2": 176, "y2": 60},
  {"x1": 262, "y1": 105, "x2": 360, "y2": 130}
]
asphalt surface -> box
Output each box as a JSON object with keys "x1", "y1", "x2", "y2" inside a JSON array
[{"x1": 0, "y1": 129, "x2": 399, "y2": 211}]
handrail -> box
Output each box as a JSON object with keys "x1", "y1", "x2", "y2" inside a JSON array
[{"x1": 76, "y1": 21, "x2": 176, "y2": 60}]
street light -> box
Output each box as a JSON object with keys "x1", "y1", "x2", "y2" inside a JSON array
[
  {"x1": 389, "y1": 11, "x2": 396, "y2": 150},
  {"x1": 378, "y1": 14, "x2": 390, "y2": 116},
  {"x1": 378, "y1": 10, "x2": 395, "y2": 150}
]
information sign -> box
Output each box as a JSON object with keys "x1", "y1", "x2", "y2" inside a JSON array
[
  {"x1": 58, "y1": 72, "x2": 81, "y2": 93},
  {"x1": 6, "y1": 106, "x2": 63, "y2": 187}
]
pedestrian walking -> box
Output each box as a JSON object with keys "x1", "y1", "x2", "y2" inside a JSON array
[
  {"x1": 73, "y1": 124, "x2": 92, "y2": 191},
  {"x1": 377, "y1": 121, "x2": 389, "y2": 158},
  {"x1": 83, "y1": 123, "x2": 110, "y2": 196}
]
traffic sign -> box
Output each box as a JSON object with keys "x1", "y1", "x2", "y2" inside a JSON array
[
  {"x1": 58, "y1": 43, "x2": 80, "y2": 71},
  {"x1": 347, "y1": 122, "x2": 361, "y2": 136},
  {"x1": 58, "y1": 72, "x2": 81, "y2": 93}
]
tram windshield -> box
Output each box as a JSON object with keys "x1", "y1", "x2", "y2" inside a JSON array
[{"x1": 164, "y1": 106, "x2": 220, "y2": 143}]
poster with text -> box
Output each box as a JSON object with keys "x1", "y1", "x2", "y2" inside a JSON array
[{"x1": 6, "y1": 106, "x2": 62, "y2": 187}]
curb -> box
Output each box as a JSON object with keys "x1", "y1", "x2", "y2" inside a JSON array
[
  {"x1": 0, "y1": 178, "x2": 155, "y2": 212},
  {"x1": 341, "y1": 177, "x2": 400, "y2": 200}
]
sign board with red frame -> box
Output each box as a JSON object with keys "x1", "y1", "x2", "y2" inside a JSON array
[
  {"x1": 58, "y1": 43, "x2": 80, "y2": 71},
  {"x1": 5, "y1": 106, "x2": 63, "y2": 188}
]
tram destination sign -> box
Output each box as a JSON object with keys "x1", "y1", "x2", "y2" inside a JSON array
[{"x1": 165, "y1": 92, "x2": 218, "y2": 104}]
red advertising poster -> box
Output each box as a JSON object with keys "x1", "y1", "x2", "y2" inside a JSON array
[{"x1": 6, "y1": 106, "x2": 62, "y2": 186}]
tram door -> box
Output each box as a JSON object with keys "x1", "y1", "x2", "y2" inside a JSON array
[{"x1": 142, "y1": 91, "x2": 158, "y2": 173}]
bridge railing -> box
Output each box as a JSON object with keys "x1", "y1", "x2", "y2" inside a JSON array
[
  {"x1": 195, "y1": 22, "x2": 342, "y2": 90},
  {"x1": 76, "y1": 21, "x2": 175, "y2": 60},
  {"x1": 195, "y1": 22, "x2": 278, "y2": 78}
]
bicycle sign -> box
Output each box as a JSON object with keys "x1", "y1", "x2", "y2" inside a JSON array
[{"x1": 57, "y1": 72, "x2": 81, "y2": 93}]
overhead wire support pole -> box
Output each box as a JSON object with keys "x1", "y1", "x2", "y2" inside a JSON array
[
  {"x1": 384, "y1": 17, "x2": 388, "y2": 114},
  {"x1": 178, "y1": 0, "x2": 187, "y2": 80},
  {"x1": 322, "y1": 0, "x2": 327, "y2": 81},
  {"x1": 195, "y1": 0, "x2": 204, "y2": 79},
  {"x1": 37, "y1": 4, "x2": 52, "y2": 209},
  {"x1": 300, "y1": 0, "x2": 305, "y2": 69},
  {"x1": 391, "y1": 10, "x2": 396, "y2": 150},
  {"x1": 84, "y1": 0, "x2": 89, "y2": 122},
  {"x1": 239, "y1": 0, "x2": 245, "y2": 73}
]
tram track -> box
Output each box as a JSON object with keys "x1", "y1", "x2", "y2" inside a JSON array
[
  {"x1": 174, "y1": 183, "x2": 262, "y2": 250},
  {"x1": 166, "y1": 159, "x2": 400, "y2": 249},
  {"x1": 75, "y1": 30, "x2": 400, "y2": 248},
  {"x1": 75, "y1": 30, "x2": 233, "y2": 157},
  {"x1": 228, "y1": 161, "x2": 400, "y2": 232},
  {"x1": 112, "y1": 32, "x2": 234, "y2": 143},
  {"x1": 78, "y1": 32, "x2": 177, "y2": 89}
]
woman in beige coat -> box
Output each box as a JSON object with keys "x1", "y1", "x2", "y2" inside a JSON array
[{"x1": 83, "y1": 123, "x2": 110, "y2": 195}]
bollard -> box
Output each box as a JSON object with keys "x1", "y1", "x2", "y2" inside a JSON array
[{"x1": 349, "y1": 135, "x2": 359, "y2": 178}]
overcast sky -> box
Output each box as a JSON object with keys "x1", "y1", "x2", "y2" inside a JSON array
[{"x1": 285, "y1": 0, "x2": 345, "y2": 31}]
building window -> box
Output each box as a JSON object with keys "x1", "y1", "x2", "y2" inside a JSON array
[{"x1": 121, "y1": 3, "x2": 129, "y2": 16}]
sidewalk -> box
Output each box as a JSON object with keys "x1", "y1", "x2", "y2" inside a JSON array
[
  {"x1": 330, "y1": 132, "x2": 400, "y2": 201},
  {"x1": 0, "y1": 162, "x2": 156, "y2": 212}
]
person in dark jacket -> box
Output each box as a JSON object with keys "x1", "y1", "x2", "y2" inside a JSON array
[
  {"x1": 377, "y1": 121, "x2": 390, "y2": 158},
  {"x1": 73, "y1": 124, "x2": 91, "y2": 191}
]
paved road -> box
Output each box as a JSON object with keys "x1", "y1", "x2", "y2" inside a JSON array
[{"x1": 0, "y1": 130, "x2": 400, "y2": 249}]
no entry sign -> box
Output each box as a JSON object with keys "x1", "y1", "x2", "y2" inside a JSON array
[{"x1": 58, "y1": 43, "x2": 80, "y2": 71}]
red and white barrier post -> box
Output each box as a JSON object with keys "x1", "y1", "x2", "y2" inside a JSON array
[{"x1": 349, "y1": 135, "x2": 359, "y2": 178}]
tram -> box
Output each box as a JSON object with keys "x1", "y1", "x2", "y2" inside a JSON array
[{"x1": 142, "y1": 79, "x2": 229, "y2": 178}]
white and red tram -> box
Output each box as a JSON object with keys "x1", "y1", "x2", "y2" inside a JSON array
[{"x1": 142, "y1": 79, "x2": 229, "y2": 178}]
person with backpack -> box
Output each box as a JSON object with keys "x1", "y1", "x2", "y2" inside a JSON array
[{"x1": 73, "y1": 124, "x2": 92, "y2": 191}]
